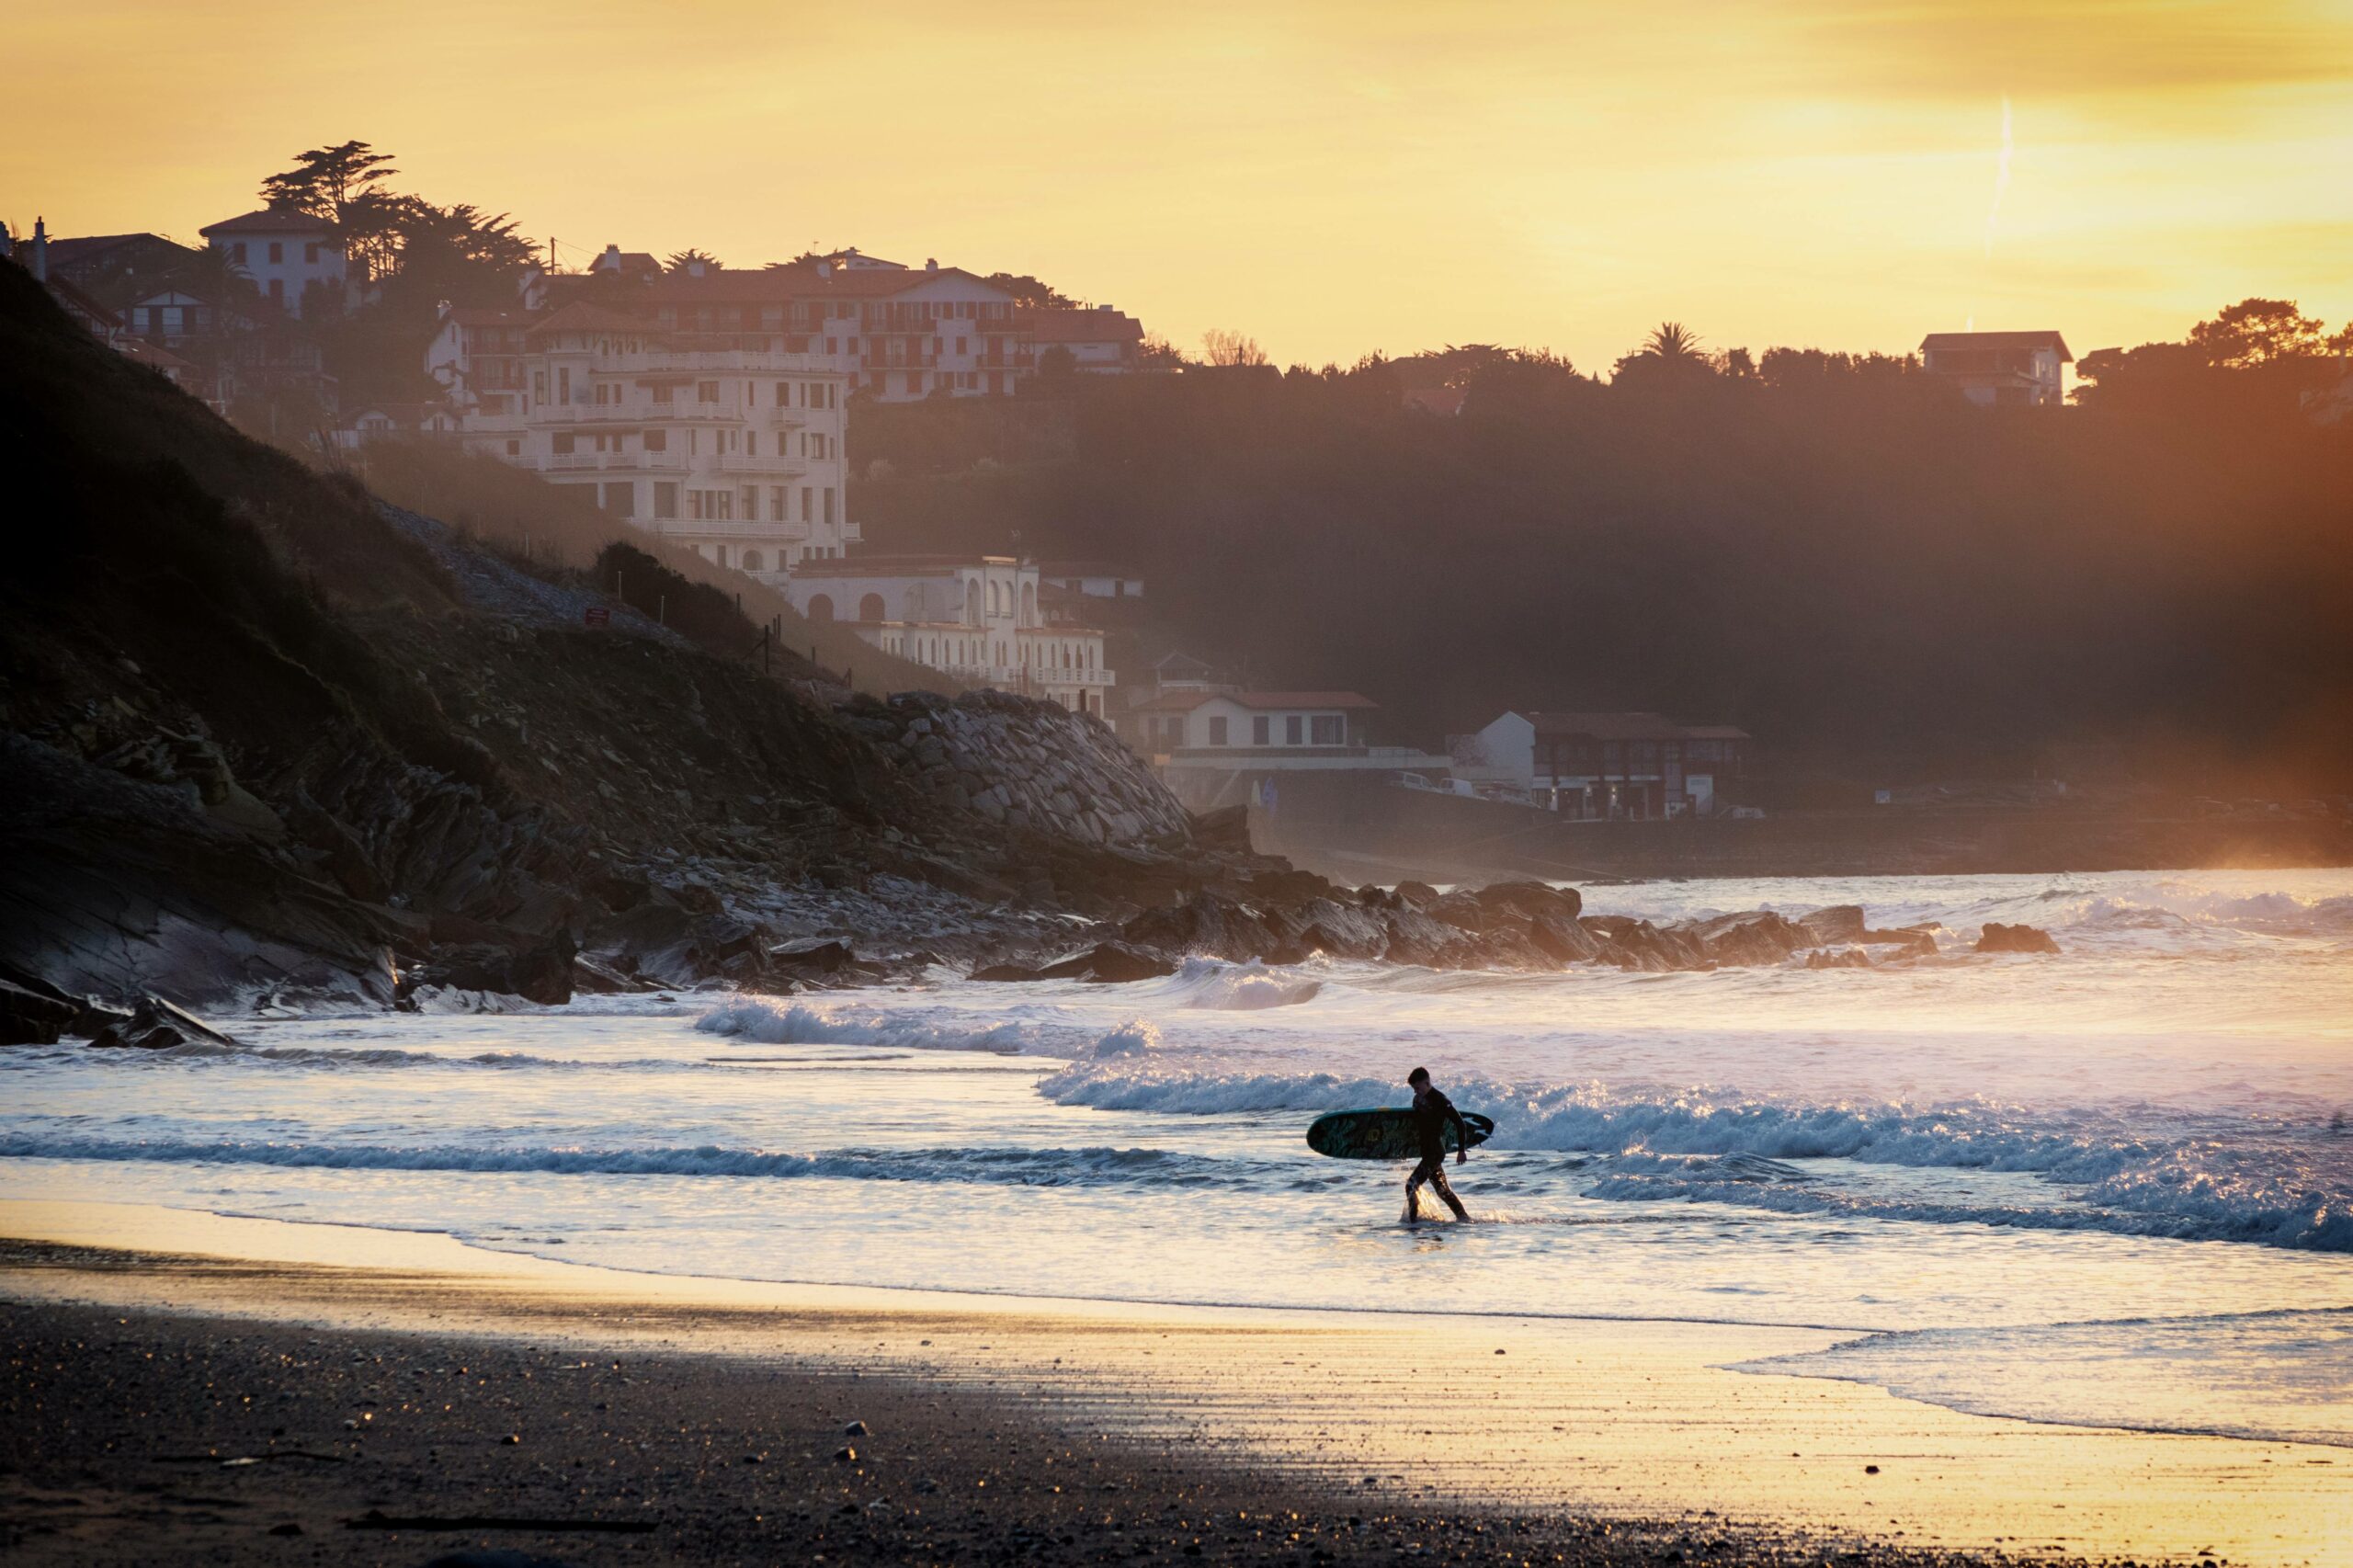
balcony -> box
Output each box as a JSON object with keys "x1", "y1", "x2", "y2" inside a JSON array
[
  {"x1": 644, "y1": 518, "x2": 809, "y2": 542},
  {"x1": 711, "y1": 452, "x2": 808, "y2": 475},
  {"x1": 538, "y1": 451, "x2": 688, "y2": 473}
]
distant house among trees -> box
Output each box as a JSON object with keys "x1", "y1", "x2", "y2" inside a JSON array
[{"x1": 1918, "y1": 330, "x2": 2071, "y2": 407}]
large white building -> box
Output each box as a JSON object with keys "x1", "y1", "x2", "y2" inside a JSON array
[
  {"x1": 199, "y1": 207, "x2": 347, "y2": 318},
  {"x1": 426, "y1": 301, "x2": 858, "y2": 579},
  {"x1": 780, "y1": 555, "x2": 1113, "y2": 714}
]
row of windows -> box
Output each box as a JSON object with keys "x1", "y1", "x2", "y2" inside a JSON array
[
  {"x1": 551, "y1": 426, "x2": 833, "y2": 460},
  {"x1": 594, "y1": 481, "x2": 836, "y2": 526},
  {"x1": 1162, "y1": 714, "x2": 1346, "y2": 747},
  {"x1": 1549, "y1": 738, "x2": 1740, "y2": 767},
  {"x1": 222, "y1": 240, "x2": 329, "y2": 267}
]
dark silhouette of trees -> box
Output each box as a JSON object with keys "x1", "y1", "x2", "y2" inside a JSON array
[
  {"x1": 853, "y1": 305, "x2": 2353, "y2": 794},
  {"x1": 665, "y1": 248, "x2": 721, "y2": 273},
  {"x1": 1201, "y1": 328, "x2": 1269, "y2": 367}
]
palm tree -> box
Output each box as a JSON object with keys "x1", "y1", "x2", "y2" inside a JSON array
[{"x1": 1642, "y1": 322, "x2": 1705, "y2": 366}]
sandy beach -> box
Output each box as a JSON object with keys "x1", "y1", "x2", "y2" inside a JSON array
[{"x1": 4, "y1": 1200, "x2": 2347, "y2": 1567}]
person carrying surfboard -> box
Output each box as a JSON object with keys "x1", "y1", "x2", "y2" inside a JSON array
[{"x1": 1404, "y1": 1066, "x2": 1473, "y2": 1221}]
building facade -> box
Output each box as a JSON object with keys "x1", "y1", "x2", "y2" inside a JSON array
[
  {"x1": 779, "y1": 555, "x2": 1113, "y2": 713},
  {"x1": 1518, "y1": 711, "x2": 1750, "y2": 819},
  {"x1": 199, "y1": 208, "x2": 348, "y2": 318},
  {"x1": 1919, "y1": 331, "x2": 2072, "y2": 407},
  {"x1": 426, "y1": 301, "x2": 858, "y2": 580}
]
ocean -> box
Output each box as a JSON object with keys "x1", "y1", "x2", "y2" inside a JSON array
[{"x1": 6, "y1": 869, "x2": 2349, "y2": 1450}]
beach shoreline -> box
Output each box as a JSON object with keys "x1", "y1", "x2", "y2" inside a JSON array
[{"x1": 4, "y1": 1200, "x2": 2348, "y2": 1566}]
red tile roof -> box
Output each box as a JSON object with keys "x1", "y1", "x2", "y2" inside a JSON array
[
  {"x1": 200, "y1": 207, "x2": 335, "y2": 236},
  {"x1": 526, "y1": 302, "x2": 664, "y2": 336},
  {"x1": 1222, "y1": 691, "x2": 1378, "y2": 710}
]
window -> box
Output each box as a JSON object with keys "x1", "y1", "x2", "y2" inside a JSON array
[
  {"x1": 800, "y1": 486, "x2": 813, "y2": 522},
  {"x1": 698, "y1": 381, "x2": 719, "y2": 403},
  {"x1": 1286, "y1": 715, "x2": 1304, "y2": 745},
  {"x1": 553, "y1": 433, "x2": 574, "y2": 455},
  {"x1": 558, "y1": 367, "x2": 571, "y2": 403},
  {"x1": 771, "y1": 486, "x2": 788, "y2": 520},
  {"x1": 716, "y1": 545, "x2": 729, "y2": 567},
  {"x1": 304, "y1": 243, "x2": 320, "y2": 264},
  {"x1": 822, "y1": 488, "x2": 835, "y2": 526},
  {"x1": 231, "y1": 243, "x2": 246, "y2": 264},
  {"x1": 1311, "y1": 714, "x2": 1344, "y2": 745},
  {"x1": 652, "y1": 382, "x2": 673, "y2": 403},
  {"x1": 1252, "y1": 716, "x2": 1270, "y2": 746},
  {"x1": 505, "y1": 439, "x2": 520, "y2": 456},
  {"x1": 643, "y1": 428, "x2": 665, "y2": 451},
  {"x1": 600, "y1": 483, "x2": 635, "y2": 517},
  {"x1": 1208, "y1": 716, "x2": 1229, "y2": 746},
  {"x1": 742, "y1": 485, "x2": 757, "y2": 517},
  {"x1": 653, "y1": 483, "x2": 679, "y2": 519},
  {"x1": 745, "y1": 430, "x2": 757, "y2": 456},
  {"x1": 744, "y1": 550, "x2": 764, "y2": 572},
  {"x1": 268, "y1": 241, "x2": 283, "y2": 263}
]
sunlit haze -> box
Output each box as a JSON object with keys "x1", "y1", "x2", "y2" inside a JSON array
[{"x1": 14, "y1": 0, "x2": 2353, "y2": 367}]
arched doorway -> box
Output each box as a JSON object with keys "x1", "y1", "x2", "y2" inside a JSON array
[
  {"x1": 806, "y1": 594, "x2": 835, "y2": 623},
  {"x1": 743, "y1": 550, "x2": 764, "y2": 572},
  {"x1": 858, "y1": 593, "x2": 885, "y2": 622},
  {"x1": 1020, "y1": 583, "x2": 1037, "y2": 625}
]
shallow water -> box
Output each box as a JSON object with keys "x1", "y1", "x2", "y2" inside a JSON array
[{"x1": 6, "y1": 869, "x2": 2350, "y2": 1446}]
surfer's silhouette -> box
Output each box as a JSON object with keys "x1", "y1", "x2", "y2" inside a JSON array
[{"x1": 1404, "y1": 1066, "x2": 1472, "y2": 1221}]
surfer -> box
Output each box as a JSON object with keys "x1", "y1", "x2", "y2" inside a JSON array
[{"x1": 1404, "y1": 1066, "x2": 1472, "y2": 1221}]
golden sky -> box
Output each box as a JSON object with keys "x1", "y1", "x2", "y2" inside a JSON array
[{"x1": 12, "y1": 0, "x2": 2352, "y2": 369}]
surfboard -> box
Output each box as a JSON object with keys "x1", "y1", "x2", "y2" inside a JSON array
[{"x1": 1305, "y1": 1108, "x2": 1495, "y2": 1160}]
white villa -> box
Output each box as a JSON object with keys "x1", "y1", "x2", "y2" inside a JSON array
[
  {"x1": 199, "y1": 207, "x2": 347, "y2": 318},
  {"x1": 425, "y1": 301, "x2": 858, "y2": 579},
  {"x1": 780, "y1": 555, "x2": 1113, "y2": 714}
]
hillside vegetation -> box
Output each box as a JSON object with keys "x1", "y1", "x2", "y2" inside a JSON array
[{"x1": 856, "y1": 318, "x2": 2353, "y2": 796}]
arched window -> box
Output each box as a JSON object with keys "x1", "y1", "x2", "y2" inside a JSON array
[
  {"x1": 964, "y1": 578, "x2": 982, "y2": 625},
  {"x1": 1020, "y1": 583, "x2": 1037, "y2": 625},
  {"x1": 743, "y1": 550, "x2": 764, "y2": 572},
  {"x1": 988, "y1": 581, "x2": 1002, "y2": 617},
  {"x1": 858, "y1": 593, "x2": 885, "y2": 622},
  {"x1": 806, "y1": 594, "x2": 835, "y2": 623},
  {"x1": 715, "y1": 545, "x2": 729, "y2": 567}
]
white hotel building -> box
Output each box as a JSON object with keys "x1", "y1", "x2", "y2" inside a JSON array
[
  {"x1": 781, "y1": 555, "x2": 1113, "y2": 715},
  {"x1": 426, "y1": 301, "x2": 858, "y2": 579}
]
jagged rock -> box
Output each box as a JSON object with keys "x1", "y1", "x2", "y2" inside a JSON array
[
  {"x1": 88, "y1": 994, "x2": 239, "y2": 1051},
  {"x1": 1392, "y1": 881, "x2": 1440, "y2": 909},
  {"x1": 0, "y1": 978, "x2": 76, "y2": 1044},
  {"x1": 1472, "y1": 881, "x2": 1584, "y2": 924},
  {"x1": 1528, "y1": 910, "x2": 1603, "y2": 963},
  {"x1": 1680, "y1": 911, "x2": 1809, "y2": 966},
  {"x1": 1806, "y1": 948, "x2": 1873, "y2": 969},
  {"x1": 403, "y1": 932, "x2": 576, "y2": 1006},
  {"x1": 1121, "y1": 892, "x2": 1275, "y2": 961},
  {"x1": 1860, "y1": 926, "x2": 1939, "y2": 956},
  {"x1": 1424, "y1": 891, "x2": 1490, "y2": 932},
  {"x1": 1977, "y1": 922, "x2": 2061, "y2": 954},
  {"x1": 1029, "y1": 941, "x2": 1179, "y2": 983},
  {"x1": 1797, "y1": 905, "x2": 1867, "y2": 946}
]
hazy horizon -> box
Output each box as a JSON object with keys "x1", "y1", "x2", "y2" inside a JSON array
[{"x1": 13, "y1": 0, "x2": 2352, "y2": 370}]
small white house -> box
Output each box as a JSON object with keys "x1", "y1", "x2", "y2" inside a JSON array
[
  {"x1": 1038, "y1": 562, "x2": 1144, "y2": 599},
  {"x1": 1447, "y1": 711, "x2": 1537, "y2": 798},
  {"x1": 199, "y1": 207, "x2": 347, "y2": 319}
]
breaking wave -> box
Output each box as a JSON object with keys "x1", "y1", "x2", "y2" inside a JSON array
[{"x1": 695, "y1": 998, "x2": 1055, "y2": 1053}]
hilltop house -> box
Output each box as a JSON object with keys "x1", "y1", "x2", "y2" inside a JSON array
[
  {"x1": 1029, "y1": 305, "x2": 1147, "y2": 374},
  {"x1": 199, "y1": 207, "x2": 349, "y2": 318},
  {"x1": 425, "y1": 299, "x2": 858, "y2": 577},
  {"x1": 779, "y1": 554, "x2": 1112, "y2": 714},
  {"x1": 1919, "y1": 330, "x2": 2071, "y2": 407}
]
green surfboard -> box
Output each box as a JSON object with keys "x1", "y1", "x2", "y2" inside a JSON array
[{"x1": 1306, "y1": 1108, "x2": 1495, "y2": 1161}]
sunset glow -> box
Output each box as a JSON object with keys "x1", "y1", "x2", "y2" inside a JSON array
[{"x1": 15, "y1": 0, "x2": 2352, "y2": 366}]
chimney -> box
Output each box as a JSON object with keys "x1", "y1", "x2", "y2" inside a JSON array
[
  {"x1": 597, "y1": 243, "x2": 620, "y2": 271},
  {"x1": 926, "y1": 257, "x2": 938, "y2": 271},
  {"x1": 817, "y1": 260, "x2": 833, "y2": 278},
  {"x1": 31, "y1": 216, "x2": 48, "y2": 283}
]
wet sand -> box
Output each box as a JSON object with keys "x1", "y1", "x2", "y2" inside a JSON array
[{"x1": 3, "y1": 1200, "x2": 2347, "y2": 1566}]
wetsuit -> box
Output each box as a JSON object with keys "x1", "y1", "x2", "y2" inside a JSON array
[{"x1": 1405, "y1": 1085, "x2": 1472, "y2": 1221}]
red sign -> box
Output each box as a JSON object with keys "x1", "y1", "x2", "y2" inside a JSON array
[{"x1": 584, "y1": 606, "x2": 611, "y2": 628}]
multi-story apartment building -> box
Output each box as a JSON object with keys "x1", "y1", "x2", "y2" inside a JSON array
[
  {"x1": 426, "y1": 300, "x2": 858, "y2": 580},
  {"x1": 779, "y1": 555, "x2": 1113, "y2": 715},
  {"x1": 535, "y1": 253, "x2": 1040, "y2": 403}
]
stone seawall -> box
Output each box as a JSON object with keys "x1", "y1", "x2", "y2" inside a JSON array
[{"x1": 840, "y1": 690, "x2": 1191, "y2": 848}]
